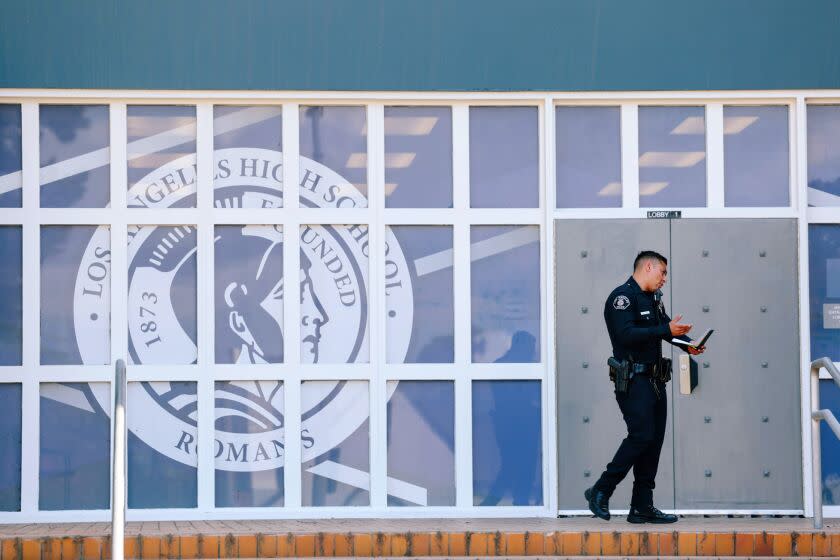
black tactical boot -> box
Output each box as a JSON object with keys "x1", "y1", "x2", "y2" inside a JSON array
[
  {"x1": 584, "y1": 486, "x2": 610, "y2": 520},
  {"x1": 627, "y1": 504, "x2": 678, "y2": 524}
]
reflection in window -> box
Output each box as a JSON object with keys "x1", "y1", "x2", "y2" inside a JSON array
[
  {"x1": 0, "y1": 104, "x2": 21, "y2": 208},
  {"x1": 809, "y1": 225, "x2": 840, "y2": 361},
  {"x1": 215, "y1": 225, "x2": 284, "y2": 364},
  {"x1": 471, "y1": 226, "x2": 540, "y2": 363},
  {"x1": 472, "y1": 380, "x2": 542, "y2": 506},
  {"x1": 724, "y1": 106, "x2": 789, "y2": 207},
  {"x1": 556, "y1": 106, "x2": 621, "y2": 208},
  {"x1": 301, "y1": 380, "x2": 369, "y2": 506},
  {"x1": 820, "y1": 380, "x2": 840, "y2": 505},
  {"x1": 808, "y1": 105, "x2": 840, "y2": 206},
  {"x1": 0, "y1": 384, "x2": 21, "y2": 511},
  {"x1": 128, "y1": 381, "x2": 197, "y2": 508},
  {"x1": 215, "y1": 381, "x2": 285, "y2": 507},
  {"x1": 387, "y1": 226, "x2": 454, "y2": 363},
  {"x1": 300, "y1": 225, "x2": 369, "y2": 364},
  {"x1": 385, "y1": 106, "x2": 452, "y2": 208},
  {"x1": 127, "y1": 106, "x2": 196, "y2": 208},
  {"x1": 387, "y1": 381, "x2": 455, "y2": 506},
  {"x1": 213, "y1": 106, "x2": 283, "y2": 208},
  {"x1": 41, "y1": 226, "x2": 110, "y2": 365},
  {"x1": 0, "y1": 226, "x2": 22, "y2": 365},
  {"x1": 127, "y1": 225, "x2": 197, "y2": 365},
  {"x1": 470, "y1": 107, "x2": 539, "y2": 208},
  {"x1": 299, "y1": 106, "x2": 367, "y2": 207},
  {"x1": 40, "y1": 105, "x2": 110, "y2": 208},
  {"x1": 39, "y1": 383, "x2": 110, "y2": 510},
  {"x1": 639, "y1": 106, "x2": 706, "y2": 207}
]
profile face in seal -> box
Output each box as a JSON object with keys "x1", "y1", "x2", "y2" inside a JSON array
[{"x1": 214, "y1": 225, "x2": 330, "y2": 365}]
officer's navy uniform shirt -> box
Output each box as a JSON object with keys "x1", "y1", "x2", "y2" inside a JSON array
[{"x1": 604, "y1": 276, "x2": 688, "y2": 363}]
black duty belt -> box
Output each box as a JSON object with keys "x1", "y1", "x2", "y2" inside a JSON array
[{"x1": 631, "y1": 362, "x2": 656, "y2": 375}]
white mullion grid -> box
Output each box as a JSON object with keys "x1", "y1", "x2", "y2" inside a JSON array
[
  {"x1": 0, "y1": 208, "x2": 23, "y2": 224},
  {"x1": 20, "y1": 102, "x2": 39, "y2": 514},
  {"x1": 796, "y1": 96, "x2": 816, "y2": 517},
  {"x1": 208, "y1": 364, "x2": 374, "y2": 380},
  {"x1": 807, "y1": 207, "x2": 840, "y2": 223},
  {"x1": 788, "y1": 100, "x2": 799, "y2": 212},
  {"x1": 381, "y1": 209, "x2": 541, "y2": 225},
  {"x1": 109, "y1": 103, "x2": 128, "y2": 517},
  {"x1": 706, "y1": 103, "x2": 725, "y2": 208},
  {"x1": 2, "y1": 90, "x2": 828, "y2": 522},
  {"x1": 210, "y1": 208, "x2": 373, "y2": 225},
  {"x1": 31, "y1": 366, "x2": 113, "y2": 382},
  {"x1": 451, "y1": 103, "x2": 472, "y2": 507},
  {"x1": 379, "y1": 364, "x2": 545, "y2": 379},
  {"x1": 542, "y1": 97, "x2": 558, "y2": 513},
  {"x1": 0, "y1": 367, "x2": 23, "y2": 383},
  {"x1": 620, "y1": 104, "x2": 640, "y2": 209},
  {"x1": 282, "y1": 102, "x2": 302, "y2": 508},
  {"x1": 196, "y1": 102, "x2": 215, "y2": 512},
  {"x1": 368, "y1": 103, "x2": 387, "y2": 507},
  {"x1": 211, "y1": 208, "x2": 373, "y2": 224}
]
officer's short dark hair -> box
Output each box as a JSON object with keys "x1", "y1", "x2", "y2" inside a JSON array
[{"x1": 634, "y1": 250, "x2": 667, "y2": 271}]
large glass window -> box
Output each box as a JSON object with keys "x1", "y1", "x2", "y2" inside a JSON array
[
  {"x1": 472, "y1": 380, "x2": 542, "y2": 506},
  {"x1": 215, "y1": 380, "x2": 285, "y2": 507},
  {"x1": 808, "y1": 105, "x2": 840, "y2": 206},
  {"x1": 39, "y1": 105, "x2": 110, "y2": 208},
  {"x1": 384, "y1": 106, "x2": 452, "y2": 208},
  {"x1": 39, "y1": 383, "x2": 110, "y2": 510},
  {"x1": 299, "y1": 106, "x2": 367, "y2": 208},
  {"x1": 809, "y1": 225, "x2": 840, "y2": 361},
  {"x1": 213, "y1": 106, "x2": 283, "y2": 208},
  {"x1": 0, "y1": 104, "x2": 22, "y2": 208},
  {"x1": 471, "y1": 225, "x2": 540, "y2": 363},
  {"x1": 555, "y1": 106, "x2": 621, "y2": 208},
  {"x1": 128, "y1": 381, "x2": 197, "y2": 509},
  {"x1": 469, "y1": 107, "x2": 539, "y2": 208},
  {"x1": 387, "y1": 381, "x2": 455, "y2": 506},
  {"x1": 0, "y1": 226, "x2": 22, "y2": 366},
  {"x1": 723, "y1": 106, "x2": 789, "y2": 207},
  {"x1": 0, "y1": 384, "x2": 21, "y2": 511},
  {"x1": 41, "y1": 226, "x2": 110, "y2": 365},
  {"x1": 127, "y1": 106, "x2": 197, "y2": 209},
  {"x1": 386, "y1": 226, "x2": 454, "y2": 363},
  {"x1": 0, "y1": 97, "x2": 555, "y2": 519},
  {"x1": 127, "y1": 225, "x2": 197, "y2": 365},
  {"x1": 639, "y1": 106, "x2": 707, "y2": 207},
  {"x1": 301, "y1": 380, "x2": 369, "y2": 506}
]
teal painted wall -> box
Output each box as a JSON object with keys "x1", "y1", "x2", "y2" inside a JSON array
[{"x1": 2, "y1": 0, "x2": 839, "y2": 91}]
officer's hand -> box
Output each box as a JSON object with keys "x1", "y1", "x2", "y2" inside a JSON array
[
  {"x1": 687, "y1": 345, "x2": 705, "y2": 355},
  {"x1": 669, "y1": 314, "x2": 692, "y2": 336}
]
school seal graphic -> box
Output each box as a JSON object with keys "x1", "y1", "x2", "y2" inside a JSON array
[{"x1": 75, "y1": 146, "x2": 413, "y2": 474}]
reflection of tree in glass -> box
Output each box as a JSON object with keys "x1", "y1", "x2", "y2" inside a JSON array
[
  {"x1": 0, "y1": 107, "x2": 21, "y2": 167},
  {"x1": 39, "y1": 106, "x2": 92, "y2": 159}
]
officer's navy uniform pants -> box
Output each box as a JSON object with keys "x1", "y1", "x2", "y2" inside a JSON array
[{"x1": 593, "y1": 374, "x2": 667, "y2": 507}]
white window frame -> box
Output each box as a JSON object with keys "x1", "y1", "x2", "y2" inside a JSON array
[{"x1": 0, "y1": 88, "x2": 833, "y2": 522}]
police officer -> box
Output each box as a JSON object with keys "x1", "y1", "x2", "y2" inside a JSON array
[{"x1": 585, "y1": 251, "x2": 704, "y2": 524}]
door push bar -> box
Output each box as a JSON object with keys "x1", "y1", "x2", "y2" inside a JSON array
[{"x1": 811, "y1": 357, "x2": 840, "y2": 529}]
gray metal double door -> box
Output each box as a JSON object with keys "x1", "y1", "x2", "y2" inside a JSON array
[{"x1": 555, "y1": 219, "x2": 802, "y2": 511}]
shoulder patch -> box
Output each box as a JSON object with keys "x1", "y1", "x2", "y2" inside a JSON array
[{"x1": 613, "y1": 295, "x2": 631, "y2": 310}]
